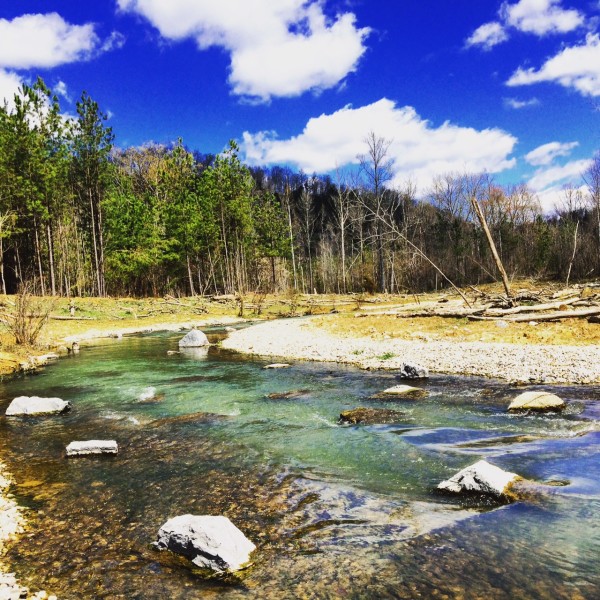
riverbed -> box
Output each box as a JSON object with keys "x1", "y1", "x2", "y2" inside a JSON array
[{"x1": 1, "y1": 329, "x2": 599, "y2": 598}]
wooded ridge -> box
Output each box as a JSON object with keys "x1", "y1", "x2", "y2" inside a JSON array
[{"x1": 1, "y1": 78, "x2": 599, "y2": 299}]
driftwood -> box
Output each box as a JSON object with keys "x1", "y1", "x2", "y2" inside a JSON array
[
  {"x1": 49, "y1": 315, "x2": 95, "y2": 321},
  {"x1": 469, "y1": 307, "x2": 600, "y2": 322},
  {"x1": 482, "y1": 297, "x2": 581, "y2": 317}
]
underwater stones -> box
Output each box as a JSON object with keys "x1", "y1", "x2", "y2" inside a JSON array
[
  {"x1": 65, "y1": 440, "x2": 118, "y2": 457},
  {"x1": 154, "y1": 514, "x2": 255, "y2": 573},
  {"x1": 399, "y1": 363, "x2": 429, "y2": 379},
  {"x1": 508, "y1": 391, "x2": 566, "y2": 412},
  {"x1": 5, "y1": 396, "x2": 71, "y2": 416},
  {"x1": 148, "y1": 412, "x2": 230, "y2": 428},
  {"x1": 339, "y1": 407, "x2": 406, "y2": 425},
  {"x1": 178, "y1": 329, "x2": 209, "y2": 348},
  {"x1": 265, "y1": 389, "x2": 309, "y2": 400},
  {"x1": 263, "y1": 363, "x2": 291, "y2": 369},
  {"x1": 438, "y1": 460, "x2": 519, "y2": 498},
  {"x1": 378, "y1": 385, "x2": 428, "y2": 399}
]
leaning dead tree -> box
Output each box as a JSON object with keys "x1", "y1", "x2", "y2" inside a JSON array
[{"x1": 469, "y1": 195, "x2": 512, "y2": 300}]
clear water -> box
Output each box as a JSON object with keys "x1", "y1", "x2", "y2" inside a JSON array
[{"x1": 0, "y1": 329, "x2": 599, "y2": 599}]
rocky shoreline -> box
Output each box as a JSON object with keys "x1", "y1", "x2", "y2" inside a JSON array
[{"x1": 221, "y1": 317, "x2": 600, "y2": 384}]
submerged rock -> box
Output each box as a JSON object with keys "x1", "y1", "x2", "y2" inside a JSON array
[
  {"x1": 154, "y1": 514, "x2": 255, "y2": 572},
  {"x1": 178, "y1": 329, "x2": 209, "y2": 348},
  {"x1": 66, "y1": 440, "x2": 118, "y2": 457},
  {"x1": 399, "y1": 363, "x2": 429, "y2": 379},
  {"x1": 263, "y1": 363, "x2": 291, "y2": 369},
  {"x1": 377, "y1": 385, "x2": 428, "y2": 399},
  {"x1": 5, "y1": 396, "x2": 71, "y2": 416},
  {"x1": 265, "y1": 389, "x2": 309, "y2": 400},
  {"x1": 148, "y1": 412, "x2": 230, "y2": 428},
  {"x1": 339, "y1": 407, "x2": 406, "y2": 425},
  {"x1": 508, "y1": 391, "x2": 566, "y2": 412},
  {"x1": 438, "y1": 460, "x2": 519, "y2": 499}
]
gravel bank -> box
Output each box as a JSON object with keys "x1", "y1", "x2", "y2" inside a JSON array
[{"x1": 221, "y1": 317, "x2": 600, "y2": 384}]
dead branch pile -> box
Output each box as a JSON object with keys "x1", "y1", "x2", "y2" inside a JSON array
[{"x1": 354, "y1": 283, "x2": 600, "y2": 323}]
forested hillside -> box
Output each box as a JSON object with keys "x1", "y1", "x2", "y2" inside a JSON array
[{"x1": 1, "y1": 79, "x2": 598, "y2": 298}]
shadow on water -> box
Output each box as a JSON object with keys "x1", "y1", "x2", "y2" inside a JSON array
[{"x1": 0, "y1": 330, "x2": 599, "y2": 598}]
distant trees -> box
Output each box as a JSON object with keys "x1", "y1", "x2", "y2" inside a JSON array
[{"x1": 0, "y1": 77, "x2": 599, "y2": 298}]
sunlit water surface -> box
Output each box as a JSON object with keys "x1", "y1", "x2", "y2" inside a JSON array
[{"x1": 0, "y1": 328, "x2": 599, "y2": 599}]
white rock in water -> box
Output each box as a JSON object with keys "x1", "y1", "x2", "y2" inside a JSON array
[
  {"x1": 178, "y1": 329, "x2": 209, "y2": 348},
  {"x1": 399, "y1": 363, "x2": 429, "y2": 379},
  {"x1": 380, "y1": 385, "x2": 428, "y2": 398},
  {"x1": 263, "y1": 363, "x2": 291, "y2": 369},
  {"x1": 154, "y1": 514, "x2": 255, "y2": 572},
  {"x1": 5, "y1": 396, "x2": 71, "y2": 416},
  {"x1": 66, "y1": 440, "x2": 118, "y2": 457},
  {"x1": 438, "y1": 460, "x2": 519, "y2": 497},
  {"x1": 508, "y1": 391, "x2": 565, "y2": 411}
]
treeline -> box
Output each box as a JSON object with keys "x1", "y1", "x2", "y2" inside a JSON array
[{"x1": 1, "y1": 78, "x2": 599, "y2": 297}]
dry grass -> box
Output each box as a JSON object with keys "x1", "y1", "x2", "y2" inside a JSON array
[{"x1": 313, "y1": 313, "x2": 600, "y2": 346}]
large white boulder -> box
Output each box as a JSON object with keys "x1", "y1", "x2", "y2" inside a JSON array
[
  {"x1": 154, "y1": 514, "x2": 255, "y2": 572},
  {"x1": 178, "y1": 329, "x2": 209, "y2": 348},
  {"x1": 508, "y1": 391, "x2": 565, "y2": 412},
  {"x1": 438, "y1": 460, "x2": 519, "y2": 498},
  {"x1": 5, "y1": 396, "x2": 71, "y2": 416},
  {"x1": 66, "y1": 440, "x2": 118, "y2": 457}
]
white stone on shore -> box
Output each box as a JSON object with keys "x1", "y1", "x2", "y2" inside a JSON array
[
  {"x1": 508, "y1": 391, "x2": 566, "y2": 412},
  {"x1": 178, "y1": 329, "x2": 209, "y2": 348},
  {"x1": 5, "y1": 396, "x2": 71, "y2": 416},
  {"x1": 66, "y1": 440, "x2": 118, "y2": 457},
  {"x1": 264, "y1": 363, "x2": 291, "y2": 369},
  {"x1": 154, "y1": 515, "x2": 255, "y2": 572},
  {"x1": 380, "y1": 385, "x2": 428, "y2": 398},
  {"x1": 438, "y1": 460, "x2": 519, "y2": 498}
]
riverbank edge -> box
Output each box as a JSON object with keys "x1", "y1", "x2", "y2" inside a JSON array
[
  {"x1": 221, "y1": 317, "x2": 600, "y2": 385},
  {"x1": 0, "y1": 315, "x2": 247, "y2": 599}
]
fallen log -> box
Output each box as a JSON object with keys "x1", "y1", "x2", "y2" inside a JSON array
[
  {"x1": 469, "y1": 307, "x2": 600, "y2": 322},
  {"x1": 483, "y1": 297, "x2": 582, "y2": 316}
]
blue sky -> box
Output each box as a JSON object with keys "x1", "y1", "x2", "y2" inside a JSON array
[{"x1": 0, "y1": 0, "x2": 599, "y2": 211}]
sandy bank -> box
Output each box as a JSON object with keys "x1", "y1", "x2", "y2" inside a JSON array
[{"x1": 221, "y1": 317, "x2": 600, "y2": 384}]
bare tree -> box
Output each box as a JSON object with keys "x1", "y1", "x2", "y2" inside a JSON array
[
  {"x1": 358, "y1": 132, "x2": 393, "y2": 291},
  {"x1": 583, "y1": 152, "x2": 600, "y2": 271}
]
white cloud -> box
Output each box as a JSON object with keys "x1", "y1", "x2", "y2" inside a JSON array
[
  {"x1": 53, "y1": 80, "x2": 70, "y2": 101},
  {"x1": 525, "y1": 141, "x2": 579, "y2": 166},
  {"x1": 117, "y1": 0, "x2": 370, "y2": 101},
  {"x1": 507, "y1": 33, "x2": 600, "y2": 96},
  {"x1": 0, "y1": 13, "x2": 99, "y2": 69},
  {"x1": 502, "y1": 0, "x2": 584, "y2": 36},
  {"x1": 242, "y1": 99, "x2": 517, "y2": 191},
  {"x1": 528, "y1": 158, "x2": 591, "y2": 190},
  {"x1": 504, "y1": 97, "x2": 540, "y2": 109},
  {"x1": 466, "y1": 22, "x2": 508, "y2": 49},
  {"x1": 0, "y1": 69, "x2": 23, "y2": 110},
  {"x1": 467, "y1": 0, "x2": 584, "y2": 49}
]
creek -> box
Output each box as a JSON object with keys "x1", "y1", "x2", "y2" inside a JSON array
[{"x1": 0, "y1": 328, "x2": 599, "y2": 599}]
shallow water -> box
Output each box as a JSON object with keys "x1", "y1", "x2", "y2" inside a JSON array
[{"x1": 0, "y1": 329, "x2": 599, "y2": 599}]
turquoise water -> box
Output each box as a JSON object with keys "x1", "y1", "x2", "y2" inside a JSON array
[{"x1": 0, "y1": 329, "x2": 599, "y2": 599}]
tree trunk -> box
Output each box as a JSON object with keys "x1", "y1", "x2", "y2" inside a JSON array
[{"x1": 470, "y1": 196, "x2": 511, "y2": 298}]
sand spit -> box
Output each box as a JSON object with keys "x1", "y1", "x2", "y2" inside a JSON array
[{"x1": 221, "y1": 317, "x2": 600, "y2": 384}]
